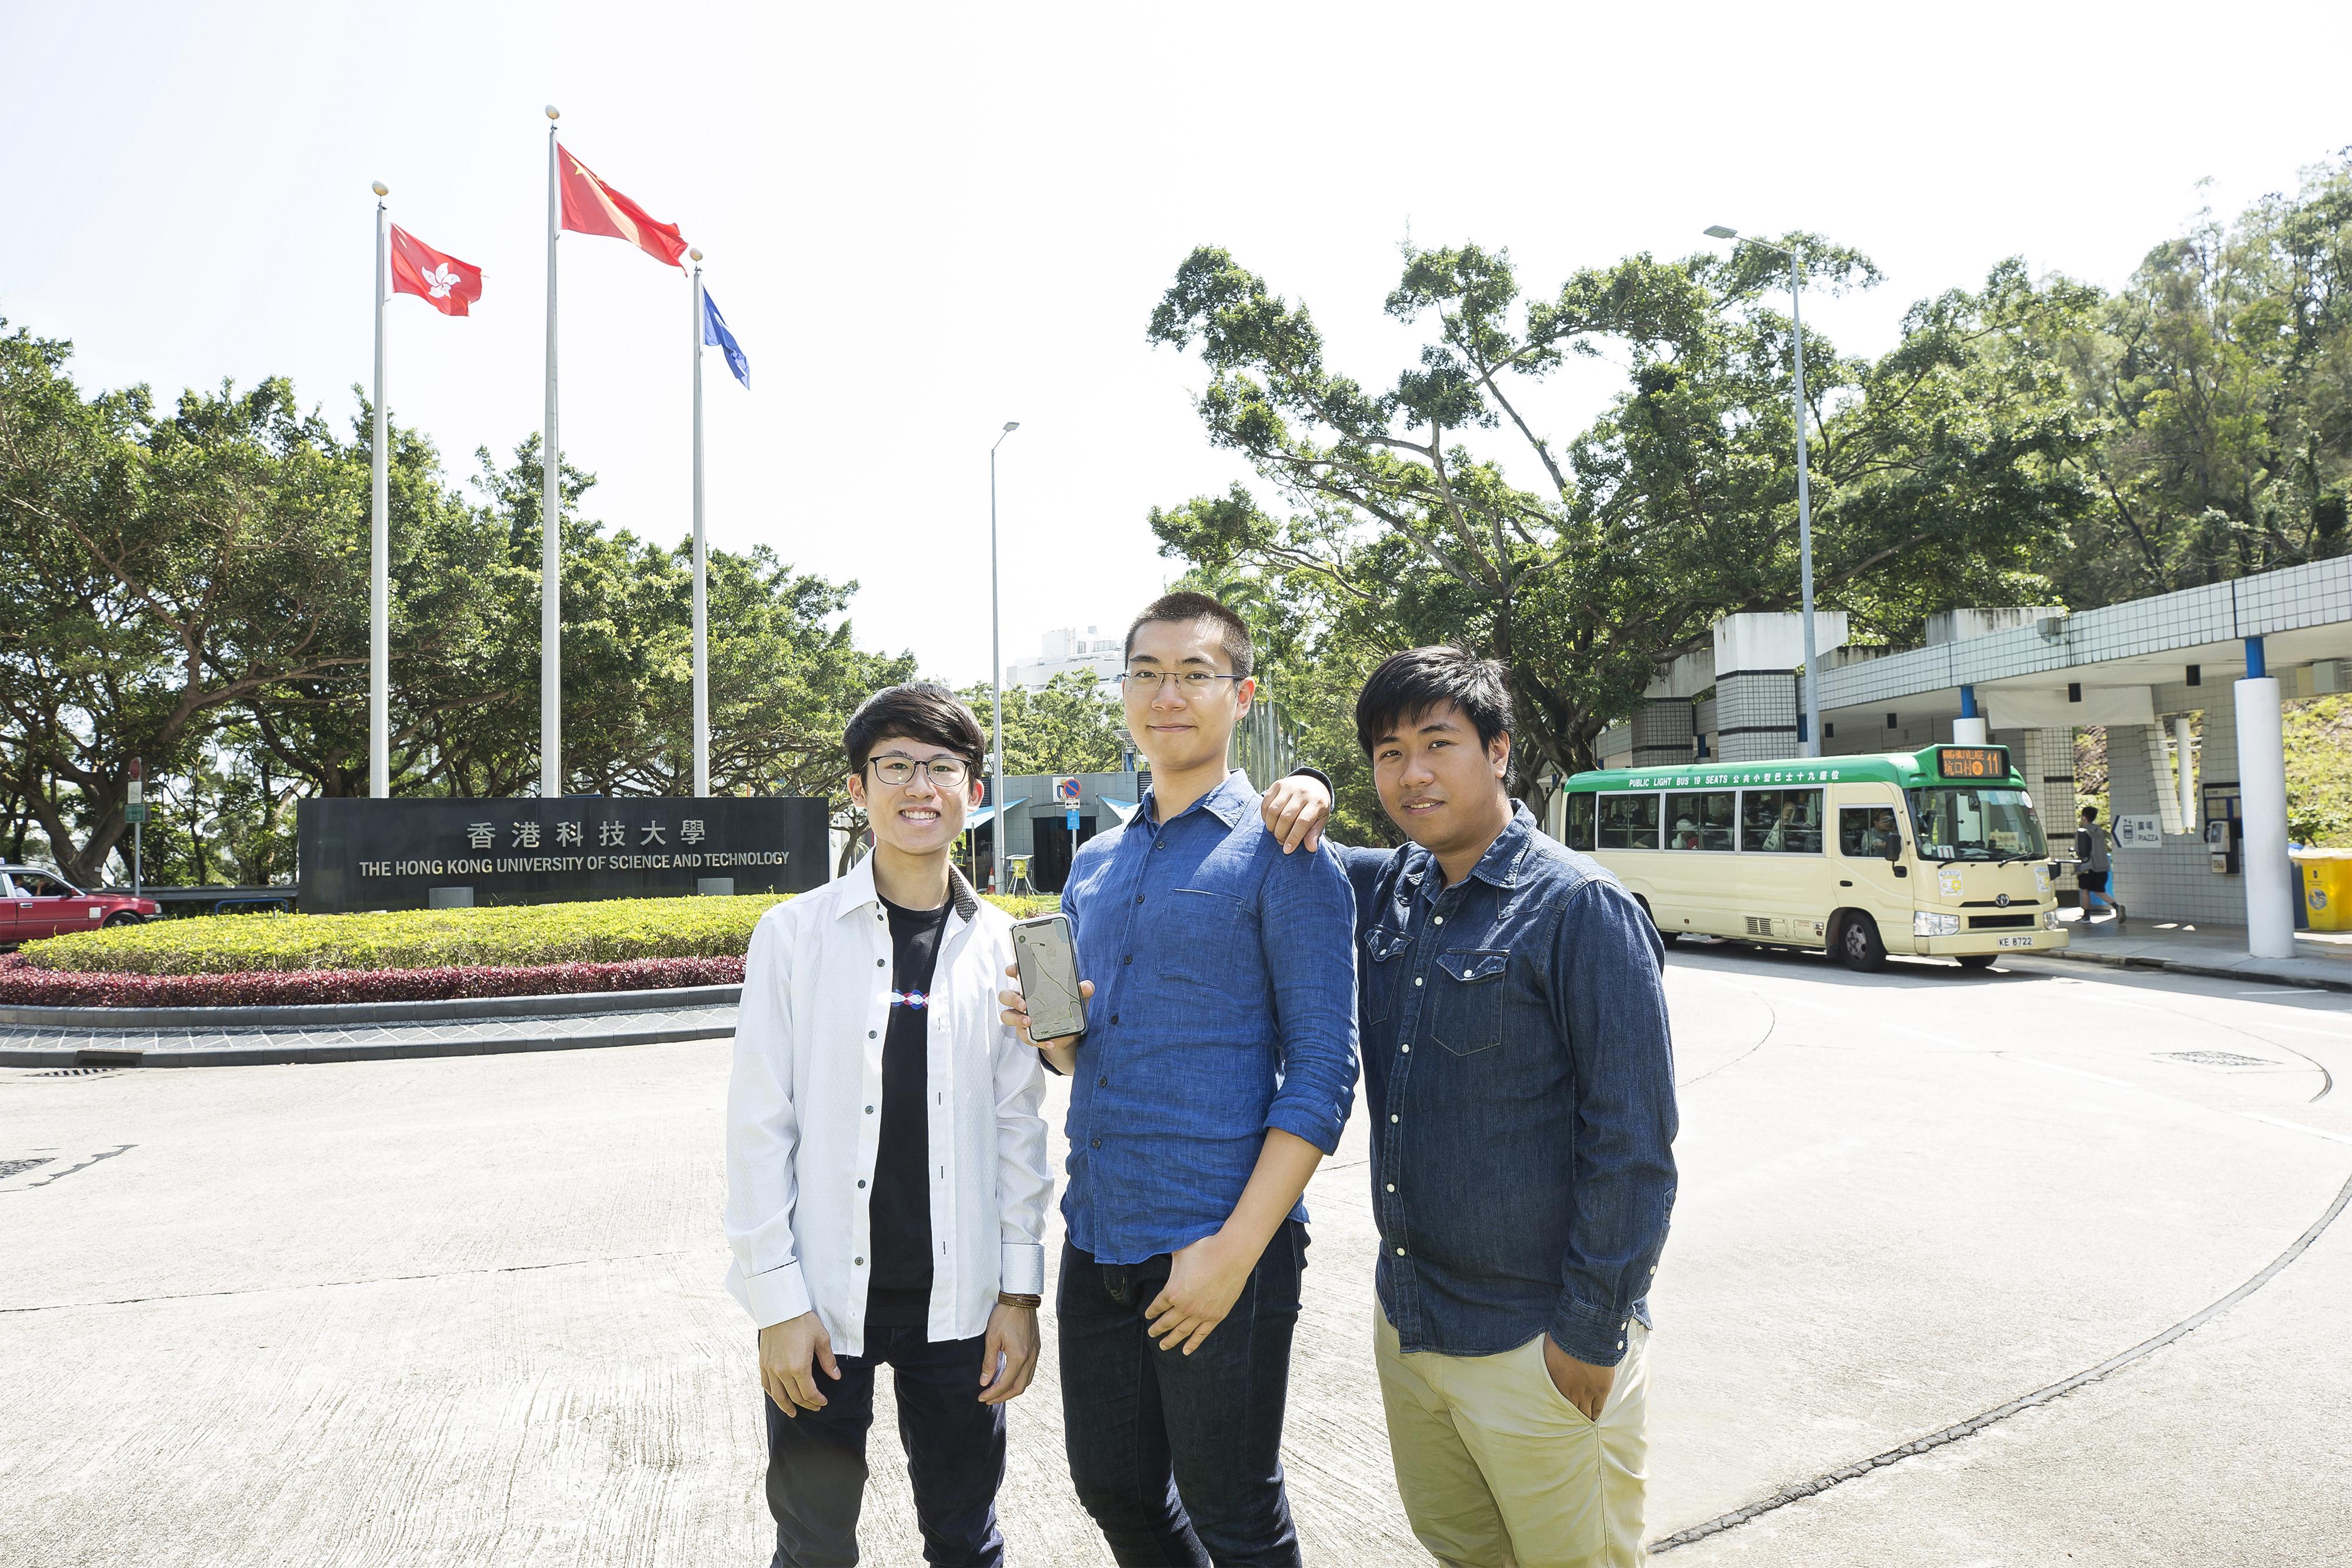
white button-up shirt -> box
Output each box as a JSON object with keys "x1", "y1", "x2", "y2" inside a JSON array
[{"x1": 724, "y1": 858, "x2": 1051, "y2": 1355}]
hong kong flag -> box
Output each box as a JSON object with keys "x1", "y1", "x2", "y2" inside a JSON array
[
  {"x1": 557, "y1": 144, "x2": 687, "y2": 267},
  {"x1": 389, "y1": 225, "x2": 484, "y2": 316}
]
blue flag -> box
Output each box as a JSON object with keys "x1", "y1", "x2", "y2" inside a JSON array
[{"x1": 702, "y1": 288, "x2": 749, "y2": 388}]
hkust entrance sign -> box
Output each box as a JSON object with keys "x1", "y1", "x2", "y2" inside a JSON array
[{"x1": 297, "y1": 797, "x2": 825, "y2": 913}]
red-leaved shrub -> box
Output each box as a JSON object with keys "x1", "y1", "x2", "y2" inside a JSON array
[{"x1": 0, "y1": 952, "x2": 743, "y2": 1009}]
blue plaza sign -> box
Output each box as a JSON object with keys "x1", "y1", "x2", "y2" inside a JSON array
[{"x1": 295, "y1": 796, "x2": 828, "y2": 913}]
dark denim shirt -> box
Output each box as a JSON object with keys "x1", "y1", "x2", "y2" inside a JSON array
[
  {"x1": 1061, "y1": 770, "x2": 1360, "y2": 1265},
  {"x1": 1334, "y1": 804, "x2": 1677, "y2": 1367}
]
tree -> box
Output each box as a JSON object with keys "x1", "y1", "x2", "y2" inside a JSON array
[
  {"x1": 2050, "y1": 156, "x2": 2352, "y2": 604},
  {"x1": 1, "y1": 324, "x2": 921, "y2": 886},
  {"x1": 1144, "y1": 239, "x2": 2090, "y2": 796},
  {"x1": 961, "y1": 671, "x2": 1127, "y2": 776},
  {"x1": 0, "y1": 326, "x2": 377, "y2": 884},
  {"x1": 239, "y1": 410, "x2": 527, "y2": 800}
]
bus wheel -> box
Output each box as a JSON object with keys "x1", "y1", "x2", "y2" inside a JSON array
[
  {"x1": 1634, "y1": 895, "x2": 1679, "y2": 947},
  {"x1": 1955, "y1": 954, "x2": 1996, "y2": 971},
  {"x1": 1837, "y1": 913, "x2": 1887, "y2": 973}
]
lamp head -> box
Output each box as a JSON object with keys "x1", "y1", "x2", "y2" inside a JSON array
[
  {"x1": 1704, "y1": 225, "x2": 1738, "y2": 239},
  {"x1": 545, "y1": 105, "x2": 561, "y2": 121},
  {"x1": 1003, "y1": 420, "x2": 1020, "y2": 433},
  {"x1": 371, "y1": 180, "x2": 389, "y2": 198}
]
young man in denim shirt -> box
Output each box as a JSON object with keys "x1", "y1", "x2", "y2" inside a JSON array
[
  {"x1": 999, "y1": 593, "x2": 1359, "y2": 1568},
  {"x1": 1264, "y1": 647, "x2": 1678, "y2": 1568}
]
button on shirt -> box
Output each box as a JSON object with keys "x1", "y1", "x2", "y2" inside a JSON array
[
  {"x1": 1333, "y1": 804, "x2": 1678, "y2": 1368},
  {"x1": 1061, "y1": 770, "x2": 1359, "y2": 1264}
]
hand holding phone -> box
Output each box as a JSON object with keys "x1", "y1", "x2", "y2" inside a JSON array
[{"x1": 1004, "y1": 914, "x2": 1091, "y2": 1045}]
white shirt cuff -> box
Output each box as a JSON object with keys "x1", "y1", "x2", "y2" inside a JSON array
[
  {"x1": 1001, "y1": 1242, "x2": 1045, "y2": 1296},
  {"x1": 736, "y1": 1259, "x2": 813, "y2": 1329}
]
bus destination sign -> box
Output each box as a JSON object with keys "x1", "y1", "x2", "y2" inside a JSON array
[{"x1": 1935, "y1": 745, "x2": 2010, "y2": 780}]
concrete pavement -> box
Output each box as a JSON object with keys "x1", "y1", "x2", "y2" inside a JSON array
[
  {"x1": 2042, "y1": 915, "x2": 2352, "y2": 994},
  {"x1": 1, "y1": 949, "x2": 2347, "y2": 1566}
]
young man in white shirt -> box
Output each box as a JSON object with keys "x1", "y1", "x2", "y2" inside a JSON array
[{"x1": 726, "y1": 682, "x2": 1054, "y2": 1568}]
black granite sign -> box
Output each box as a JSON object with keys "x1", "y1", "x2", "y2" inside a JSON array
[{"x1": 295, "y1": 797, "x2": 828, "y2": 913}]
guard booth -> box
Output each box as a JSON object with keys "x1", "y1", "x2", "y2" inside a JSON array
[{"x1": 974, "y1": 771, "x2": 1141, "y2": 895}]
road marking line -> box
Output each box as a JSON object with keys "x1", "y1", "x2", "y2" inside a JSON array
[
  {"x1": 1653, "y1": 1159, "x2": 2352, "y2": 1553},
  {"x1": 2011, "y1": 1058, "x2": 2352, "y2": 1146}
]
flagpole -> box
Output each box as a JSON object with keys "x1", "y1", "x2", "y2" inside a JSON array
[
  {"x1": 370, "y1": 180, "x2": 390, "y2": 800},
  {"x1": 540, "y1": 106, "x2": 563, "y2": 800},
  {"x1": 689, "y1": 248, "x2": 710, "y2": 799}
]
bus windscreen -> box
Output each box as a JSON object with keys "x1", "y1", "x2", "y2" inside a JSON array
[{"x1": 1905, "y1": 787, "x2": 2047, "y2": 862}]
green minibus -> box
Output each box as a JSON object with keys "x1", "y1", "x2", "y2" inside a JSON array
[{"x1": 1559, "y1": 744, "x2": 2070, "y2": 971}]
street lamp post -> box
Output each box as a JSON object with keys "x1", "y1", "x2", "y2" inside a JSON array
[
  {"x1": 988, "y1": 421, "x2": 1020, "y2": 891},
  {"x1": 1706, "y1": 225, "x2": 1820, "y2": 758}
]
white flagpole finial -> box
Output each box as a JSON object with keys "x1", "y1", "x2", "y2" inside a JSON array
[
  {"x1": 545, "y1": 105, "x2": 561, "y2": 121},
  {"x1": 689, "y1": 246, "x2": 703, "y2": 263},
  {"x1": 371, "y1": 180, "x2": 389, "y2": 198}
]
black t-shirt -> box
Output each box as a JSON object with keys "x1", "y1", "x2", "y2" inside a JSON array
[{"x1": 866, "y1": 894, "x2": 954, "y2": 1330}]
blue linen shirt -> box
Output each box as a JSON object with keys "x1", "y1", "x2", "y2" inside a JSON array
[
  {"x1": 1332, "y1": 803, "x2": 1678, "y2": 1368},
  {"x1": 1060, "y1": 770, "x2": 1360, "y2": 1265}
]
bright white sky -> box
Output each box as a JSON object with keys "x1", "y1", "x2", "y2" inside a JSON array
[{"x1": 6, "y1": 2, "x2": 2350, "y2": 686}]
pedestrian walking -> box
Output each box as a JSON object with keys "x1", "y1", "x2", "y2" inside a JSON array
[{"x1": 2075, "y1": 805, "x2": 2125, "y2": 932}]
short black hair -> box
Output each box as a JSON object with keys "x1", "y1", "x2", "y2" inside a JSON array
[
  {"x1": 843, "y1": 682, "x2": 987, "y2": 774},
  {"x1": 2080, "y1": 804, "x2": 2099, "y2": 821},
  {"x1": 1124, "y1": 591, "x2": 1255, "y2": 679},
  {"x1": 1355, "y1": 647, "x2": 1513, "y2": 755}
]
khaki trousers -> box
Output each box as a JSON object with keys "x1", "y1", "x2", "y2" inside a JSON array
[{"x1": 1374, "y1": 1309, "x2": 1651, "y2": 1568}]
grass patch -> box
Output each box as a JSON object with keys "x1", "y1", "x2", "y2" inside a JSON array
[{"x1": 22, "y1": 890, "x2": 1061, "y2": 977}]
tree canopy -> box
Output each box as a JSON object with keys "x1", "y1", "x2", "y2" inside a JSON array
[
  {"x1": 1146, "y1": 155, "x2": 2352, "y2": 828},
  {"x1": 0, "y1": 323, "x2": 912, "y2": 885}
]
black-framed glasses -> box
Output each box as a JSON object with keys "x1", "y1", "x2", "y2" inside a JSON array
[
  {"x1": 866, "y1": 754, "x2": 971, "y2": 787},
  {"x1": 1117, "y1": 668, "x2": 1246, "y2": 694}
]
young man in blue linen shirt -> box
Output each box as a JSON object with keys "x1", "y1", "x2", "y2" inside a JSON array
[
  {"x1": 998, "y1": 593, "x2": 1359, "y2": 1568},
  {"x1": 1262, "y1": 647, "x2": 1678, "y2": 1568},
  {"x1": 727, "y1": 683, "x2": 1053, "y2": 1568}
]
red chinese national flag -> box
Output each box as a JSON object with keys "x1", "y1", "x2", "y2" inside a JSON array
[
  {"x1": 389, "y1": 225, "x2": 484, "y2": 316},
  {"x1": 556, "y1": 145, "x2": 687, "y2": 268}
]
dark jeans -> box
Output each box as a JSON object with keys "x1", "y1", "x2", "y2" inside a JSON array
[
  {"x1": 764, "y1": 1326, "x2": 1005, "y2": 1568},
  {"x1": 1058, "y1": 1222, "x2": 1308, "y2": 1568}
]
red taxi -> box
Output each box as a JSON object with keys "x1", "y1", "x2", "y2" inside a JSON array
[{"x1": 1, "y1": 865, "x2": 159, "y2": 947}]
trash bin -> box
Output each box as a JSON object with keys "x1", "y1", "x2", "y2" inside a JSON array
[{"x1": 2294, "y1": 849, "x2": 2352, "y2": 932}]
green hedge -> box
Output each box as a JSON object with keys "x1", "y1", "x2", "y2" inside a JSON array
[{"x1": 22, "y1": 890, "x2": 1061, "y2": 977}]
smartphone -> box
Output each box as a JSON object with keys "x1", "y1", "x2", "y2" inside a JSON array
[{"x1": 1010, "y1": 913, "x2": 1087, "y2": 1042}]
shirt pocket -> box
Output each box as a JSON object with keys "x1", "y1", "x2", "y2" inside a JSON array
[
  {"x1": 1429, "y1": 948, "x2": 1509, "y2": 1056},
  {"x1": 1361, "y1": 925, "x2": 1411, "y2": 1025},
  {"x1": 1159, "y1": 888, "x2": 1258, "y2": 995}
]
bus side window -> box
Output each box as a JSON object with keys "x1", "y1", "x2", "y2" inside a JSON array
[
  {"x1": 1565, "y1": 792, "x2": 1596, "y2": 851},
  {"x1": 1665, "y1": 790, "x2": 1733, "y2": 851},
  {"x1": 1743, "y1": 788, "x2": 1823, "y2": 853},
  {"x1": 1598, "y1": 793, "x2": 1659, "y2": 850},
  {"x1": 1839, "y1": 805, "x2": 1900, "y2": 858}
]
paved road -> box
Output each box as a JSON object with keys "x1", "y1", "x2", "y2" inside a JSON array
[{"x1": 2, "y1": 950, "x2": 2347, "y2": 1566}]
